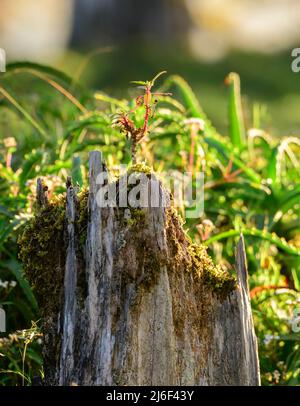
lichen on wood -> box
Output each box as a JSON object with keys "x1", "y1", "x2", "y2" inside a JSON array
[
  {"x1": 17, "y1": 152, "x2": 259, "y2": 386},
  {"x1": 18, "y1": 189, "x2": 90, "y2": 300},
  {"x1": 18, "y1": 194, "x2": 66, "y2": 315},
  {"x1": 18, "y1": 166, "x2": 236, "y2": 326},
  {"x1": 165, "y1": 206, "x2": 236, "y2": 299}
]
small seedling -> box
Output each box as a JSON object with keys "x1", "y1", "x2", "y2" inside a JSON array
[{"x1": 113, "y1": 71, "x2": 171, "y2": 164}]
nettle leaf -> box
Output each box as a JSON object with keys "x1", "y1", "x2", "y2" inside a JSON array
[{"x1": 130, "y1": 81, "x2": 147, "y2": 86}]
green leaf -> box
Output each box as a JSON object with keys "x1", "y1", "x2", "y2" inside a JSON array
[
  {"x1": 95, "y1": 93, "x2": 128, "y2": 109},
  {"x1": 226, "y1": 72, "x2": 246, "y2": 149},
  {"x1": 205, "y1": 228, "x2": 300, "y2": 256},
  {"x1": 5, "y1": 61, "x2": 74, "y2": 87},
  {"x1": 204, "y1": 136, "x2": 261, "y2": 183},
  {"x1": 71, "y1": 156, "x2": 83, "y2": 187},
  {"x1": 150, "y1": 71, "x2": 167, "y2": 84},
  {"x1": 0, "y1": 86, "x2": 47, "y2": 138},
  {"x1": 291, "y1": 268, "x2": 300, "y2": 291},
  {"x1": 63, "y1": 114, "x2": 109, "y2": 142},
  {"x1": 165, "y1": 75, "x2": 218, "y2": 138},
  {"x1": 130, "y1": 81, "x2": 147, "y2": 86},
  {"x1": 266, "y1": 147, "x2": 278, "y2": 184},
  {"x1": 19, "y1": 150, "x2": 44, "y2": 186},
  {"x1": 0, "y1": 259, "x2": 38, "y2": 311}
]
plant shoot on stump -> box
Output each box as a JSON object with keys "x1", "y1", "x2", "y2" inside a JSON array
[{"x1": 113, "y1": 71, "x2": 171, "y2": 164}]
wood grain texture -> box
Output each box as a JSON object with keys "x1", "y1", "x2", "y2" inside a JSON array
[{"x1": 41, "y1": 151, "x2": 260, "y2": 386}]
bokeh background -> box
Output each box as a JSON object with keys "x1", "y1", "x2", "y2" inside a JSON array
[
  {"x1": 0, "y1": 0, "x2": 300, "y2": 386},
  {"x1": 1, "y1": 0, "x2": 300, "y2": 135}
]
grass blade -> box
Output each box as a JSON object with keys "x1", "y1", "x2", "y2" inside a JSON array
[
  {"x1": 165, "y1": 75, "x2": 218, "y2": 138},
  {"x1": 0, "y1": 86, "x2": 47, "y2": 138},
  {"x1": 225, "y1": 72, "x2": 246, "y2": 149},
  {"x1": 205, "y1": 228, "x2": 300, "y2": 256}
]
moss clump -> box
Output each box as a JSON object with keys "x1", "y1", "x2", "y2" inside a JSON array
[
  {"x1": 117, "y1": 215, "x2": 165, "y2": 291},
  {"x1": 18, "y1": 170, "x2": 235, "y2": 323},
  {"x1": 115, "y1": 164, "x2": 155, "y2": 217},
  {"x1": 165, "y1": 207, "x2": 236, "y2": 300},
  {"x1": 123, "y1": 208, "x2": 146, "y2": 227},
  {"x1": 188, "y1": 244, "x2": 236, "y2": 299},
  {"x1": 127, "y1": 162, "x2": 152, "y2": 176},
  {"x1": 18, "y1": 188, "x2": 89, "y2": 315},
  {"x1": 18, "y1": 195, "x2": 66, "y2": 315},
  {"x1": 77, "y1": 188, "x2": 89, "y2": 249},
  {"x1": 125, "y1": 164, "x2": 153, "y2": 200}
]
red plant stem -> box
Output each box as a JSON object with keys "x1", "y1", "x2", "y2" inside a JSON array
[
  {"x1": 142, "y1": 87, "x2": 152, "y2": 136},
  {"x1": 250, "y1": 284, "x2": 289, "y2": 299},
  {"x1": 6, "y1": 152, "x2": 12, "y2": 169},
  {"x1": 143, "y1": 104, "x2": 151, "y2": 135}
]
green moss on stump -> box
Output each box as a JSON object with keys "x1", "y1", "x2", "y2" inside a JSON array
[
  {"x1": 77, "y1": 188, "x2": 89, "y2": 249},
  {"x1": 18, "y1": 170, "x2": 236, "y2": 317},
  {"x1": 18, "y1": 195, "x2": 66, "y2": 315},
  {"x1": 127, "y1": 163, "x2": 152, "y2": 176},
  {"x1": 18, "y1": 189, "x2": 89, "y2": 315},
  {"x1": 165, "y1": 207, "x2": 236, "y2": 300},
  {"x1": 188, "y1": 243, "x2": 236, "y2": 299}
]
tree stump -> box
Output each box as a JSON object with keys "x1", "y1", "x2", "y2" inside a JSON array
[{"x1": 19, "y1": 151, "x2": 260, "y2": 386}]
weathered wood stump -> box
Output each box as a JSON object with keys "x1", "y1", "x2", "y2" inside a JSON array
[{"x1": 19, "y1": 151, "x2": 260, "y2": 386}]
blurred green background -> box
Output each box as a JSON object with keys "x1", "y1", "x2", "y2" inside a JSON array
[
  {"x1": 0, "y1": 0, "x2": 299, "y2": 386},
  {"x1": 1, "y1": 0, "x2": 300, "y2": 136}
]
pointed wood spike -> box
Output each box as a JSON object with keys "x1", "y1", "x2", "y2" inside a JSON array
[
  {"x1": 59, "y1": 178, "x2": 78, "y2": 385},
  {"x1": 88, "y1": 151, "x2": 104, "y2": 195},
  {"x1": 66, "y1": 176, "x2": 72, "y2": 189},
  {"x1": 36, "y1": 178, "x2": 48, "y2": 208},
  {"x1": 235, "y1": 233, "x2": 250, "y2": 294}
]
